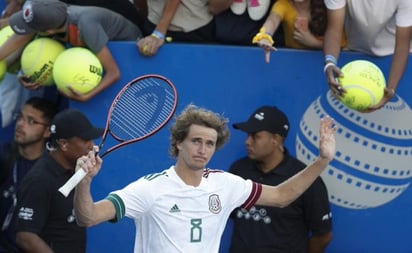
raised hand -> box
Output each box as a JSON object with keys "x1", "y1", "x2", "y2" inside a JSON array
[{"x1": 318, "y1": 115, "x2": 336, "y2": 162}]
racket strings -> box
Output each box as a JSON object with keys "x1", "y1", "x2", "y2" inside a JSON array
[{"x1": 109, "y1": 77, "x2": 176, "y2": 141}]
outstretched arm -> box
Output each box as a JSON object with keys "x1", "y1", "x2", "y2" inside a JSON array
[
  {"x1": 323, "y1": 6, "x2": 345, "y2": 97},
  {"x1": 256, "y1": 116, "x2": 336, "y2": 207},
  {"x1": 137, "y1": 0, "x2": 180, "y2": 56},
  {"x1": 363, "y1": 25, "x2": 412, "y2": 113},
  {"x1": 252, "y1": 11, "x2": 281, "y2": 63}
]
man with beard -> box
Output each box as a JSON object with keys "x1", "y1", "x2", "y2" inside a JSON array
[{"x1": 0, "y1": 97, "x2": 58, "y2": 253}]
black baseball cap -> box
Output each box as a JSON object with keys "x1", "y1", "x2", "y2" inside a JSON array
[
  {"x1": 233, "y1": 106, "x2": 290, "y2": 137},
  {"x1": 50, "y1": 109, "x2": 104, "y2": 140},
  {"x1": 9, "y1": 0, "x2": 67, "y2": 35}
]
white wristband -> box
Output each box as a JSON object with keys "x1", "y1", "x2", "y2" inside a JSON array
[{"x1": 323, "y1": 62, "x2": 336, "y2": 74}]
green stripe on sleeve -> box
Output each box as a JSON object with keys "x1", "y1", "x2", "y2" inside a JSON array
[{"x1": 105, "y1": 193, "x2": 125, "y2": 222}]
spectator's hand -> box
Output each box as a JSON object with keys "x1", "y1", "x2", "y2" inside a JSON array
[
  {"x1": 60, "y1": 85, "x2": 91, "y2": 102},
  {"x1": 137, "y1": 35, "x2": 165, "y2": 57},
  {"x1": 293, "y1": 28, "x2": 320, "y2": 48},
  {"x1": 256, "y1": 39, "x2": 277, "y2": 63},
  {"x1": 324, "y1": 63, "x2": 345, "y2": 99},
  {"x1": 252, "y1": 28, "x2": 277, "y2": 63},
  {"x1": 17, "y1": 74, "x2": 42, "y2": 90},
  {"x1": 361, "y1": 87, "x2": 395, "y2": 113}
]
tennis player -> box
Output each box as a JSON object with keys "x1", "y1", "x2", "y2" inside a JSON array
[{"x1": 73, "y1": 104, "x2": 336, "y2": 253}]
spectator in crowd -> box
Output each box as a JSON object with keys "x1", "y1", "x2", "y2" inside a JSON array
[
  {"x1": 0, "y1": 0, "x2": 146, "y2": 30},
  {"x1": 323, "y1": 0, "x2": 412, "y2": 112},
  {"x1": 72, "y1": 104, "x2": 336, "y2": 253},
  {"x1": 136, "y1": 0, "x2": 215, "y2": 57},
  {"x1": 209, "y1": 0, "x2": 285, "y2": 46},
  {"x1": 229, "y1": 105, "x2": 332, "y2": 253},
  {"x1": 0, "y1": 0, "x2": 142, "y2": 102},
  {"x1": 0, "y1": 97, "x2": 58, "y2": 253},
  {"x1": 253, "y1": 0, "x2": 344, "y2": 63},
  {"x1": 15, "y1": 108, "x2": 103, "y2": 253}
]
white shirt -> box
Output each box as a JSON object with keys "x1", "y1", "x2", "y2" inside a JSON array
[
  {"x1": 325, "y1": 0, "x2": 412, "y2": 55},
  {"x1": 147, "y1": 0, "x2": 213, "y2": 32},
  {"x1": 107, "y1": 166, "x2": 261, "y2": 253}
]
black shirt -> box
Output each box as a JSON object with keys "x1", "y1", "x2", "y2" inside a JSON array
[
  {"x1": 15, "y1": 153, "x2": 86, "y2": 253},
  {"x1": 229, "y1": 150, "x2": 332, "y2": 253}
]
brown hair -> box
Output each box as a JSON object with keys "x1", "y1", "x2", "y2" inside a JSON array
[
  {"x1": 309, "y1": 0, "x2": 327, "y2": 36},
  {"x1": 169, "y1": 104, "x2": 230, "y2": 158}
]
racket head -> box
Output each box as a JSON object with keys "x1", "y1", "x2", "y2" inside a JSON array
[{"x1": 99, "y1": 74, "x2": 178, "y2": 157}]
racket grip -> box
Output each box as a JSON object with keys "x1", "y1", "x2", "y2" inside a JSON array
[{"x1": 58, "y1": 169, "x2": 87, "y2": 197}]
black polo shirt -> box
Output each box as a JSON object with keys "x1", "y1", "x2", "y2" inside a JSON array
[
  {"x1": 15, "y1": 153, "x2": 86, "y2": 253},
  {"x1": 229, "y1": 151, "x2": 332, "y2": 253}
]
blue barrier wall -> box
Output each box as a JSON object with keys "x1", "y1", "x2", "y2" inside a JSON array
[{"x1": 2, "y1": 40, "x2": 412, "y2": 252}]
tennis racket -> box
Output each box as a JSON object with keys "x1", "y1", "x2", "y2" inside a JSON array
[{"x1": 58, "y1": 74, "x2": 178, "y2": 197}]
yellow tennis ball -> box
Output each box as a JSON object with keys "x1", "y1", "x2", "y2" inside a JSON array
[
  {"x1": 0, "y1": 61, "x2": 6, "y2": 81},
  {"x1": 0, "y1": 26, "x2": 16, "y2": 81},
  {"x1": 52, "y1": 47, "x2": 103, "y2": 95},
  {"x1": 338, "y1": 60, "x2": 386, "y2": 111},
  {"x1": 20, "y1": 37, "x2": 65, "y2": 86}
]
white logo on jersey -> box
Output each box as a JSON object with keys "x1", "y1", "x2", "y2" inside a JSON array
[
  {"x1": 208, "y1": 194, "x2": 221, "y2": 214},
  {"x1": 18, "y1": 207, "x2": 34, "y2": 221},
  {"x1": 322, "y1": 212, "x2": 332, "y2": 221},
  {"x1": 236, "y1": 206, "x2": 271, "y2": 224}
]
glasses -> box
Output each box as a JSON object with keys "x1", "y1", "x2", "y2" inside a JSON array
[{"x1": 14, "y1": 113, "x2": 49, "y2": 126}]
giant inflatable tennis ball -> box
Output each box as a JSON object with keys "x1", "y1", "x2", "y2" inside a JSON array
[
  {"x1": 53, "y1": 47, "x2": 103, "y2": 95},
  {"x1": 337, "y1": 60, "x2": 386, "y2": 111},
  {"x1": 20, "y1": 37, "x2": 65, "y2": 86},
  {"x1": 0, "y1": 26, "x2": 16, "y2": 81}
]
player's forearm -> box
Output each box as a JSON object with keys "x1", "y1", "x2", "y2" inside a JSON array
[
  {"x1": 260, "y1": 157, "x2": 330, "y2": 208},
  {"x1": 282, "y1": 157, "x2": 330, "y2": 204},
  {"x1": 74, "y1": 179, "x2": 98, "y2": 227}
]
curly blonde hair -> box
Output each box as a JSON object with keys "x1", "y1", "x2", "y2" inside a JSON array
[{"x1": 169, "y1": 104, "x2": 230, "y2": 158}]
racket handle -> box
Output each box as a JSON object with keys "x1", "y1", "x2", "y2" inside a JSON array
[{"x1": 58, "y1": 169, "x2": 87, "y2": 197}]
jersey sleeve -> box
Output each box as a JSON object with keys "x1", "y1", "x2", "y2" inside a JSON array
[
  {"x1": 223, "y1": 172, "x2": 262, "y2": 211},
  {"x1": 106, "y1": 175, "x2": 158, "y2": 222}
]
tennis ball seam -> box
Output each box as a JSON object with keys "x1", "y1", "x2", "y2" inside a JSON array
[{"x1": 343, "y1": 84, "x2": 377, "y2": 105}]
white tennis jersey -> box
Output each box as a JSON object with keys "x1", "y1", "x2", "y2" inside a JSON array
[
  {"x1": 325, "y1": 0, "x2": 412, "y2": 56},
  {"x1": 107, "y1": 166, "x2": 262, "y2": 253}
]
